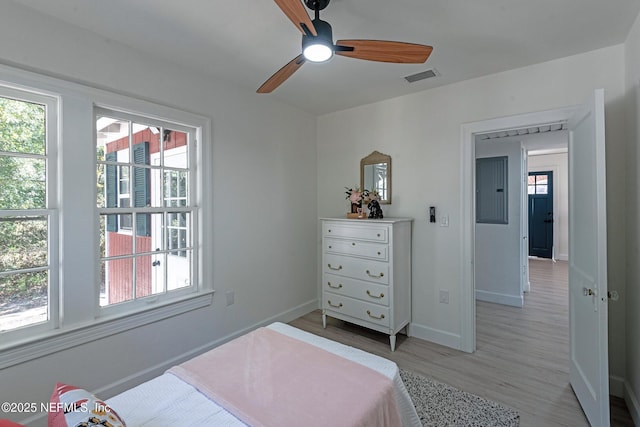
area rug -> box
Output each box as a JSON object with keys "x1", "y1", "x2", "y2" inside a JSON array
[{"x1": 400, "y1": 368, "x2": 520, "y2": 427}]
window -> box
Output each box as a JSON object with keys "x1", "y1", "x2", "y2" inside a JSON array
[
  {"x1": 0, "y1": 87, "x2": 57, "y2": 336},
  {"x1": 528, "y1": 173, "x2": 548, "y2": 195},
  {"x1": 0, "y1": 65, "x2": 212, "y2": 363},
  {"x1": 165, "y1": 167, "x2": 188, "y2": 258},
  {"x1": 96, "y1": 110, "x2": 195, "y2": 308},
  {"x1": 118, "y1": 164, "x2": 132, "y2": 230}
]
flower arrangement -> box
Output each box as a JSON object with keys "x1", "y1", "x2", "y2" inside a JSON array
[
  {"x1": 364, "y1": 190, "x2": 381, "y2": 203},
  {"x1": 345, "y1": 186, "x2": 369, "y2": 207}
]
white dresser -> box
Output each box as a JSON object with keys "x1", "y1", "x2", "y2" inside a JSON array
[{"x1": 320, "y1": 217, "x2": 412, "y2": 351}]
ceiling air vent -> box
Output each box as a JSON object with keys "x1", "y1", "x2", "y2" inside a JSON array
[{"x1": 404, "y1": 68, "x2": 439, "y2": 83}]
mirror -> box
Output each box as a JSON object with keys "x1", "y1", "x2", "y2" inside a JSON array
[{"x1": 361, "y1": 151, "x2": 391, "y2": 204}]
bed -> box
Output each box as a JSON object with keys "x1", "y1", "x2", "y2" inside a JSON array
[{"x1": 106, "y1": 322, "x2": 421, "y2": 426}]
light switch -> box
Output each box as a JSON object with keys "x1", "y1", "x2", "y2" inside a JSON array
[
  {"x1": 439, "y1": 290, "x2": 449, "y2": 304},
  {"x1": 226, "y1": 290, "x2": 235, "y2": 306},
  {"x1": 439, "y1": 214, "x2": 449, "y2": 227}
]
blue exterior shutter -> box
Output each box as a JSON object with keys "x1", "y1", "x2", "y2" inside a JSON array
[
  {"x1": 105, "y1": 152, "x2": 118, "y2": 232},
  {"x1": 133, "y1": 141, "x2": 151, "y2": 236}
]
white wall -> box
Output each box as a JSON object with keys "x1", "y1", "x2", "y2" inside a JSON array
[
  {"x1": 624, "y1": 10, "x2": 640, "y2": 425},
  {"x1": 317, "y1": 44, "x2": 628, "y2": 383},
  {"x1": 475, "y1": 140, "x2": 523, "y2": 307},
  {"x1": 528, "y1": 151, "x2": 569, "y2": 261},
  {"x1": 0, "y1": 3, "x2": 318, "y2": 425}
]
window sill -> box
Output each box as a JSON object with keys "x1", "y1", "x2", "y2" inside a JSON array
[{"x1": 0, "y1": 290, "x2": 214, "y2": 369}]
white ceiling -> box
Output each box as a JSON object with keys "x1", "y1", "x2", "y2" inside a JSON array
[{"x1": 11, "y1": 0, "x2": 640, "y2": 115}]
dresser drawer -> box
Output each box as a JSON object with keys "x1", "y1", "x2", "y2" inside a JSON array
[
  {"x1": 324, "y1": 254, "x2": 389, "y2": 285},
  {"x1": 324, "y1": 238, "x2": 388, "y2": 261},
  {"x1": 323, "y1": 223, "x2": 388, "y2": 243},
  {"x1": 323, "y1": 293, "x2": 390, "y2": 328},
  {"x1": 323, "y1": 273, "x2": 389, "y2": 306}
]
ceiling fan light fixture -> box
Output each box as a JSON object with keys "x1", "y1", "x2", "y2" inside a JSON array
[
  {"x1": 303, "y1": 43, "x2": 333, "y2": 62},
  {"x1": 302, "y1": 18, "x2": 334, "y2": 62},
  {"x1": 258, "y1": 0, "x2": 434, "y2": 93}
]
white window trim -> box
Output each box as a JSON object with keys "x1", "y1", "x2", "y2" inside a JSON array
[
  {"x1": 95, "y1": 107, "x2": 199, "y2": 315},
  {"x1": 0, "y1": 83, "x2": 60, "y2": 342},
  {"x1": 0, "y1": 63, "x2": 214, "y2": 368},
  {"x1": 0, "y1": 292, "x2": 213, "y2": 369}
]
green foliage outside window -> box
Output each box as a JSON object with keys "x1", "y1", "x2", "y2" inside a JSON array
[{"x1": 0, "y1": 97, "x2": 48, "y2": 307}]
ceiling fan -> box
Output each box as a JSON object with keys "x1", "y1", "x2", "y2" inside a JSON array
[{"x1": 257, "y1": 0, "x2": 433, "y2": 93}]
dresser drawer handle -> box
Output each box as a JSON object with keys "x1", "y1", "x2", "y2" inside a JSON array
[
  {"x1": 328, "y1": 245, "x2": 332, "y2": 249},
  {"x1": 366, "y1": 270, "x2": 384, "y2": 278},
  {"x1": 352, "y1": 242, "x2": 356, "y2": 246},
  {"x1": 366, "y1": 290, "x2": 384, "y2": 299},
  {"x1": 377, "y1": 233, "x2": 381, "y2": 237},
  {"x1": 366, "y1": 310, "x2": 385, "y2": 320},
  {"x1": 377, "y1": 251, "x2": 381, "y2": 256},
  {"x1": 327, "y1": 300, "x2": 343, "y2": 308},
  {"x1": 327, "y1": 282, "x2": 343, "y2": 289},
  {"x1": 328, "y1": 263, "x2": 342, "y2": 271}
]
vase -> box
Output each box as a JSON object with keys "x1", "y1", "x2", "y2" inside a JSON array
[{"x1": 347, "y1": 202, "x2": 366, "y2": 219}]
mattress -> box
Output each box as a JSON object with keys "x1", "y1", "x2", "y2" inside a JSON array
[{"x1": 107, "y1": 322, "x2": 420, "y2": 426}]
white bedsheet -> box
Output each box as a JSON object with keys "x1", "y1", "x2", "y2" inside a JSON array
[{"x1": 107, "y1": 322, "x2": 420, "y2": 426}]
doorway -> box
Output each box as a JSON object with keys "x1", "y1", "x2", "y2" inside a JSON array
[
  {"x1": 461, "y1": 91, "x2": 611, "y2": 425},
  {"x1": 460, "y1": 105, "x2": 577, "y2": 352},
  {"x1": 528, "y1": 171, "x2": 554, "y2": 259},
  {"x1": 473, "y1": 131, "x2": 568, "y2": 308}
]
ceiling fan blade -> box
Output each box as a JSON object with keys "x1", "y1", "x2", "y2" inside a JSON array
[
  {"x1": 335, "y1": 40, "x2": 433, "y2": 63},
  {"x1": 257, "y1": 55, "x2": 306, "y2": 93},
  {"x1": 274, "y1": 0, "x2": 317, "y2": 36}
]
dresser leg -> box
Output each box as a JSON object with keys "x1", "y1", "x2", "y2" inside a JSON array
[
  {"x1": 389, "y1": 334, "x2": 396, "y2": 352},
  {"x1": 322, "y1": 313, "x2": 327, "y2": 329}
]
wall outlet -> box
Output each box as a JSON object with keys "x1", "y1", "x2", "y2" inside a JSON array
[
  {"x1": 439, "y1": 290, "x2": 450, "y2": 304},
  {"x1": 225, "y1": 290, "x2": 235, "y2": 306}
]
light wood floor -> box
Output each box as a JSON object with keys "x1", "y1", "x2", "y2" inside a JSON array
[{"x1": 290, "y1": 258, "x2": 634, "y2": 426}]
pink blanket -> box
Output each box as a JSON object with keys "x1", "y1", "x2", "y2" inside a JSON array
[{"x1": 168, "y1": 327, "x2": 402, "y2": 427}]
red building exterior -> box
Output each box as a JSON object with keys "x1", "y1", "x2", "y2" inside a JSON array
[{"x1": 104, "y1": 128, "x2": 187, "y2": 304}]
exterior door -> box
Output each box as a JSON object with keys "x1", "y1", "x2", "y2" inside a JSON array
[
  {"x1": 568, "y1": 89, "x2": 609, "y2": 426},
  {"x1": 528, "y1": 171, "x2": 554, "y2": 258}
]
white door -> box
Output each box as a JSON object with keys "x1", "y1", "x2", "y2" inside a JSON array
[
  {"x1": 521, "y1": 146, "x2": 530, "y2": 293},
  {"x1": 568, "y1": 88, "x2": 609, "y2": 426}
]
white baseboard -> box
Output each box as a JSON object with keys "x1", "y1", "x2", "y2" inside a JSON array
[
  {"x1": 556, "y1": 254, "x2": 568, "y2": 261},
  {"x1": 475, "y1": 290, "x2": 524, "y2": 307},
  {"x1": 409, "y1": 322, "x2": 462, "y2": 350},
  {"x1": 19, "y1": 299, "x2": 318, "y2": 427},
  {"x1": 625, "y1": 380, "x2": 640, "y2": 427}
]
